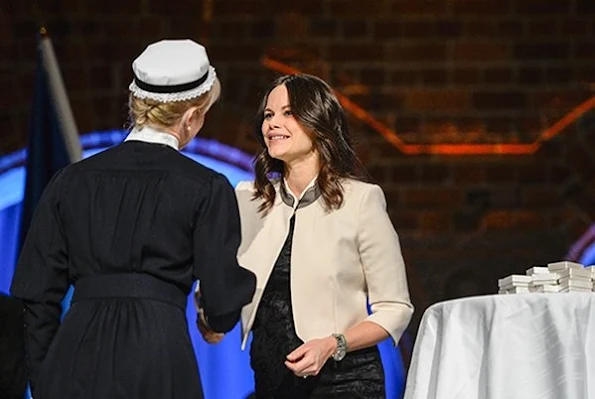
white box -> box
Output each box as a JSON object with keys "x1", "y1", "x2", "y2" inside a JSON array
[
  {"x1": 498, "y1": 275, "x2": 532, "y2": 288},
  {"x1": 531, "y1": 273, "x2": 559, "y2": 283},
  {"x1": 526, "y1": 266, "x2": 550, "y2": 275},
  {"x1": 557, "y1": 268, "x2": 592, "y2": 280},
  {"x1": 548, "y1": 261, "x2": 584, "y2": 271},
  {"x1": 500, "y1": 284, "x2": 530, "y2": 292},
  {"x1": 558, "y1": 277, "x2": 592, "y2": 290}
]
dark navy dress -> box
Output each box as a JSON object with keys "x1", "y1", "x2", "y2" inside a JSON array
[{"x1": 11, "y1": 140, "x2": 256, "y2": 399}]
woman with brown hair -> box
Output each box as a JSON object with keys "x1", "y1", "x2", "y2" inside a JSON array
[
  {"x1": 11, "y1": 39, "x2": 255, "y2": 399},
  {"x1": 201, "y1": 74, "x2": 413, "y2": 398}
]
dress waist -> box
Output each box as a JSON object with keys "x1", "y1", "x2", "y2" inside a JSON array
[{"x1": 72, "y1": 273, "x2": 187, "y2": 310}]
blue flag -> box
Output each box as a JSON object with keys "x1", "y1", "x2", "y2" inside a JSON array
[{"x1": 19, "y1": 31, "x2": 81, "y2": 250}]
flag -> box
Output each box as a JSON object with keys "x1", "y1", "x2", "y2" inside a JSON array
[{"x1": 18, "y1": 29, "x2": 82, "y2": 249}]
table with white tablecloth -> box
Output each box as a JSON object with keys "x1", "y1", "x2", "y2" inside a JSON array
[{"x1": 404, "y1": 293, "x2": 595, "y2": 399}]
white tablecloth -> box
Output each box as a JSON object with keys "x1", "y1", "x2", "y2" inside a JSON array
[{"x1": 403, "y1": 293, "x2": 595, "y2": 399}]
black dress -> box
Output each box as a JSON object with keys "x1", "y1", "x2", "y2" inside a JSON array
[
  {"x1": 10, "y1": 141, "x2": 256, "y2": 399},
  {"x1": 250, "y1": 214, "x2": 386, "y2": 399}
]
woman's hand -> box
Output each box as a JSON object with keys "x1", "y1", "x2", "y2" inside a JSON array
[
  {"x1": 284, "y1": 336, "x2": 336, "y2": 378},
  {"x1": 194, "y1": 290, "x2": 224, "y2": 344},
  {"x1": 196, "y1": 308, "x2": 224, "y2": 344}
]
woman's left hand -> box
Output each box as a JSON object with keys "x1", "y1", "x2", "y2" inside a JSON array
[{"x1": 285, "y1": 336, "x2": 336, "y2": 378}]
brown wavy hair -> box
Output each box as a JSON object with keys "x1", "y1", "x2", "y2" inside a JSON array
[{"x1": 253, "y1": 74, "x2": 368, "y2": 214}]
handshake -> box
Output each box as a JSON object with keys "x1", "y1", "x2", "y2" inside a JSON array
[{"x1": 193, "y1": 287, "x2": 225, "y2": 344}]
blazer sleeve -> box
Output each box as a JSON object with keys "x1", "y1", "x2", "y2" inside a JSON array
[
  {"x1": 357, "y1": 184, "x2": 414, "y2": 344},
  {"x1": 193, "y1": 174, "x2": 256, "y2": 333},
  {"x1": 10, "y1": 169, "x2": 70, "y2": 394}
]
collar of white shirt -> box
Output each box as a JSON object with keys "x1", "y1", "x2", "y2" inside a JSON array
[{"x1": 124, "y1": 126, "x2": 180, "y2": 151}]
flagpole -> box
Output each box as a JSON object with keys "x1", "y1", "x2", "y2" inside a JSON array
[
  {"x1": 38, "y1": 36, "x2": 82, "y2": 162},
  {"x1": 32, "y1": 1, "x2": 82, "y2": 163}
]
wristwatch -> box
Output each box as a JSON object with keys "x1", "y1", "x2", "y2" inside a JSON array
[{"x1": 331, "y1": 333, "x2": 348, "y2": 361}]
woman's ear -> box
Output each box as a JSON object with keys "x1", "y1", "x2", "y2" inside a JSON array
[
  {"x1": 188, "y1": 107, "x2": 205, "y2": 129},
  {"x1": 194, "y1": 111, "x2": 206, "y2": 137},
  {"x1": 192, "y1": 107, "x2": 206, "y2": 127},
  {"x1": 180, "y1": 107, "x2": 203, "y2": 136}
]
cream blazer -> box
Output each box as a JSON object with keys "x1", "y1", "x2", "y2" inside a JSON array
[{"x1": 235, "y1": 179, "x2": 413, "y2": 350}]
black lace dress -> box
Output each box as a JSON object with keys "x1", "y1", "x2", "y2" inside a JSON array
[{"x1": 250, "y1": 215, "x2": 386, "y2": 399}]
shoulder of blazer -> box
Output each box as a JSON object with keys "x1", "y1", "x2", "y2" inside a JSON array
[
  {"x1": 341, "y1": 178, "x2": 383, "y2": 199},
  {"x1": 235, "y1": 181, "x2": 260, "y2": 214},
  {"x1": 339, "y1": 180, "x2": 389, "y2": 217},
  {"x1": 235, "y1": 180, "x2": 256, "y2": 193},
  {"x1": 235, "y1": 179, "x2": 282, "y2": 194}
]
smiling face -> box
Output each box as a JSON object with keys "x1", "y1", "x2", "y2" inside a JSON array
[{"x1": 261, "y1": 84, "x2": 318, "y2": 166}]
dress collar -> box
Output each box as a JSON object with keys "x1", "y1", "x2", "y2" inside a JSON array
[
  {"x1": 279, "y1": 176, "x2": 321, "y2": 209},
  {"x1": 124, "y1": 126, "x2": 180, "y2": 150}
]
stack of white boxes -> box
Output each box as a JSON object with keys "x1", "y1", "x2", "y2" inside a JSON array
[
  {"x1": 549, "y1": 261, "x2": 593, "y2": 292},
  {"x1": 526, "y1": 266, "x2": 559, "y2": 293},
  {"x1": 498, "y1": 261, "x2": 595, "y2": 295},
  {"x1": 497, "y1": 275, "x2": 531, "y2": 294}
]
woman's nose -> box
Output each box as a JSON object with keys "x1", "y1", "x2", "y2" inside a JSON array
[{"x1": 269, "y1": 112, "x2": 283, "y2": 128}]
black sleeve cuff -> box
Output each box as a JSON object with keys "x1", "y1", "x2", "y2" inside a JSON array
[{"x1": 203, "y1": 310, "x2": 242, "y2": 333}]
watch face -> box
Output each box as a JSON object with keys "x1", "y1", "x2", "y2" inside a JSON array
[{"x1": 333, "y1": 349, "x2": 346, "y2": 361}]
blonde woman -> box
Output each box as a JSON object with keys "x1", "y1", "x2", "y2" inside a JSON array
[{"x1": 11, "y1": 39, "x2": 255, "y2": 399}]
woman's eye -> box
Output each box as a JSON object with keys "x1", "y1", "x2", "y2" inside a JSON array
[
  {"x1": 263, "y1": 113, "x2": 272, "y2": 120},
  {"x1": 283, "y1": 109, "x2": 292, "y2": 116}
]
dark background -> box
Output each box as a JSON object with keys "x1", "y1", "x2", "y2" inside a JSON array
[{"x1": 2, "y1": 0, "x2": 595, "y2": 331}]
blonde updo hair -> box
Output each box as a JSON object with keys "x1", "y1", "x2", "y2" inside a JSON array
[{"x1": 128, "y1": 78, "x2": 221, "y2": 130}]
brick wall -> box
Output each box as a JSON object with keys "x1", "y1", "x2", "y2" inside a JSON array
[{"x1": 2, "y1": 0, "x2": 595, "y2": 328}]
